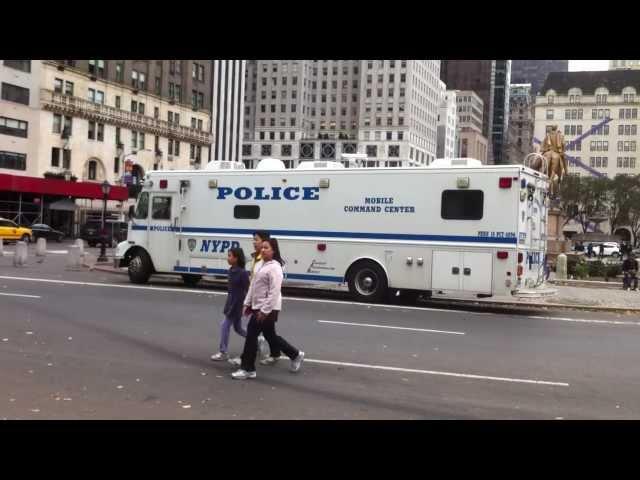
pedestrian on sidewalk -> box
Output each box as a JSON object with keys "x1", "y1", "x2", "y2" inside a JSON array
[
  {"x1": 210, "y1": 247, "x2": 250, "y2": 361},
  {"x1": 622, "y1": 255, "x2": 639, "y2": 291},
  {"x1": 598, "y1": 243, "x2": 605, "y2": 259},
  {"x1": 227, "y1": 231, "x2": 274, "y2": 366},
  {"x1": 231, "y1": 238, "x2": 304, "y2": 380}
]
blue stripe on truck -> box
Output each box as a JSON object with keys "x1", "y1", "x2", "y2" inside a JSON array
[
  {"x1": 133, "y1": 225, "x2": 517, "y2": 245},
  {"x1": 173, "y1": 266, "x2": 343, "y2": 283}
]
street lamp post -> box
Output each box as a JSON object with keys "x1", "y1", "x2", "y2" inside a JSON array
[{"x1": 97, "y1": 180, "x2": 111, "y2": 263}]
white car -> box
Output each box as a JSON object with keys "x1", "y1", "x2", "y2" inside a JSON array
[{"x1": 600, "y1": 242, "x2": 621, "y2": 257}]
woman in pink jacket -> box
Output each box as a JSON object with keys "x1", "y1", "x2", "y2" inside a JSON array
[{"x1": 231, "y1": 238, "x2": 305, "y2": 380}]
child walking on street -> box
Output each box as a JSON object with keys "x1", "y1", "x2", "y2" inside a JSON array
[
  {"x1": 210, "y1": 247, "x2": 250, "y2": 361},
  {"x1": 231, "y1": 238, "x2": 304, "y2": 380}
]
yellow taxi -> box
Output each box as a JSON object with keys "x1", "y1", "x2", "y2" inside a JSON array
[{"x1": 0, "y1": 218, "x2": 32, "y2": 243}]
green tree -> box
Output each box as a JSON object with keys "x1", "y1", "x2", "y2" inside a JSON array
[
  {"x1": 605, "y1": 174, "x2": 638, "y2": 235},
  {"x1": 565, "y1": 176, "x2": 609, "y2": 234}
]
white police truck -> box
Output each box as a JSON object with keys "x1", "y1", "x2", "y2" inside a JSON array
[{"x1": 115, "y1": 157, "x2": 549, "y2": 302}]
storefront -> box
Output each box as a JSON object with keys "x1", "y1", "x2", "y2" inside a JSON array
[{"x1": 0, "y1": 173, "x2": 128, "y2": 237}]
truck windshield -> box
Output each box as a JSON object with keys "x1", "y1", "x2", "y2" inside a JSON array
[{"x1": 134, "y1": 192, "x2": 149, "y2": 219}]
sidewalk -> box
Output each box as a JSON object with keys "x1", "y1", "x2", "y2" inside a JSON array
[{"x1": 91, "y1": 263, "x2": 640, "y2": 313}]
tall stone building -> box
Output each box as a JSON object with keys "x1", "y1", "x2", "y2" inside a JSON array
[
  {"x1": 503, "y1": 83, "x2": 534, "y2": 165},
  {"x1": 511, "y1": 60, "x2": 568, "y2": 96},
  {"x1": 242, "y1": 60, "x2": 442, "y2": 168},
  {"x1": 533, "y1": 70, "x2": 640, "y2": 178},
  {"x1": 440, "y1": 60, "x2": 511, "y2": 164},
  {"x1": 1, "y1": 59, "x2": 213, "y2": 232}
]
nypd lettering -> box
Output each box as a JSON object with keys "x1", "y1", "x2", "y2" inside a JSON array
[
  {"x1": 200, "y1": 239, "x2": 240, "y2": 254},
  {"x1": 216, "y1": 186, "x2": 320, "y2": 201},
  {"x1": 344, "y1": 196, "x2": 415, "y2": 214}
]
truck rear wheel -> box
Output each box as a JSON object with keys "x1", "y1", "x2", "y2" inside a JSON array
[
  {"x1": 128, "y1": 250, "x2": 153, "y2": 284},
  {"x1": 347, "y1": 260, "x2": 388, "y2": 303},
  {"x1": 182, "y1": 274, "x2": 202, "y2": 287}
]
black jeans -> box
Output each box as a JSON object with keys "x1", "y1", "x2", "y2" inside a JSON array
[
  {"x1": 623, "y1": 272, "x2": 638, "y2": 290},
  {"x1": 240, "y1": 311, "x2": 299, "y2": 372}
]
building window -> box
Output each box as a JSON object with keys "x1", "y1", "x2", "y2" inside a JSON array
[
  {"x1": 0, "y1": 116, "x2": 28, "y2": 138},
  {"x1": 546, "y1": 109, "x2": 554, "y2": 120},
  {"x1": 88, "y1": 121, "x2": 96, "y2": 140},
  {"x1": 51, "y1": 147, "x2": 60, "y2": 167},
  {"x1": 1, "y1": 82, "x2": 30, "y2": 105},
  {"x1": 62, "y1": 116, "x2": 72, "y2": 137},
  {"x1": 3, "y1": 60, "x2": 31, "y2": 72},
  {"x1": 62, "y1": 149, "x2": 71, "y2": 169},
  {"x1": 0, "y1": 151, "x2": 27, "y2": 171},
  {"x1": 388, "y1": 145, "x2": 400, "y2": 157},
  {"x1": 54, "y1": 78, "x2": 63, "y2": 93},
  {"x1": 281, "y1": 144, "x2": 292, "y2": 156},
  {"x1": 115, "y1": 63, "x2": 124, "y2": 83},
  {"x1": 366, "y1": 145, "x2": 377, "y2": 157},
  {"x1": 97, "y1": 123, "x2": 104, "y2": 142},
  {"x1": 132, "y1": 70, "x2": 139, "y2": 89},
  {"x1": 88, "y1": 160, "x2": 97, "y2": 180},
  {"x1": 261, "y1": 144, "x2": 272, "y2": 156}
]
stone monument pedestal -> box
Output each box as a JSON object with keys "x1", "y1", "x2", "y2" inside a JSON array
[{"x1": 546, "y1": 207, "x2": 569, "y2": 264}]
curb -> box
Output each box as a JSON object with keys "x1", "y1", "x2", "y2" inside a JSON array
[{"x1": 90, "y1": 265, "x2": 640, "y2": 314}]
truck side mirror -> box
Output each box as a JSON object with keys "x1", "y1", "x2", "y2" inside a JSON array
[{"x1": 128, "y1": 205, "x2": 135, "y2": 219}]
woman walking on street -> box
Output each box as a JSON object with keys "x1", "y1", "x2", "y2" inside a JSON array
[
  {"x1": 210, "y1": 247, "x2": 250, "y2": 361},
  {"x1": 227, "y1": 231, "x2": 272, "y2": 366},
  {"x1": 231, "y1": 238, "x2": 304, "y2": 380}
]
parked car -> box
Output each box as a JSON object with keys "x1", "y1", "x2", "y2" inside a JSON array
[
  {"x1": 0, "y1": 217, "x2": 32, "y2": 243},
  {"x1": 80, "y1": 221, "x2": 128, "y2": 248},
  {"x1": 601, "y1": 242, "x2": 621, "y2": 257},
  {"x1": 30, "y1": 224, "x2": 65, "y2": 242}
]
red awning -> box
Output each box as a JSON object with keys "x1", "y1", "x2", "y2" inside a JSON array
[{"x1": 0, "y1": 173, "x2": 129, "y2": 201}]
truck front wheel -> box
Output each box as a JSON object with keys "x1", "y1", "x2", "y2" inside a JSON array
[
  {"x1": 128, "y1": 250, "x2": 153, "y2": 284},
  {"x1": 347, "y1": 260, "x2": 388, "y2": 303}
]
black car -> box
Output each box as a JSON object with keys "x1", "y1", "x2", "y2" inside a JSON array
[
  {"x1": 31, "y1": 224, "x2": 65, "y2": 242},
  {"x1": 80, "y1": 221, "x2": 128, "y2": 248}
]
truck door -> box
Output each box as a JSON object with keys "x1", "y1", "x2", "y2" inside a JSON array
[
  {"x1": 432, "y1": 251, "x2": 493, "y2": 294},
  {"x1": 461, "y1": 252, "x2": 492, "y2": 293},
  {"x1": 147, "y1": 193, "x2": 176, "y2": 273}
]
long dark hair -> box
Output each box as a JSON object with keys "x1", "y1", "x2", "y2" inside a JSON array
[
  {"x1": 265, "y1": 238, "x2": 285, "y2": 266},
  {"x1": 229, "y1": 247, "x2": 246, "y2": 269}
]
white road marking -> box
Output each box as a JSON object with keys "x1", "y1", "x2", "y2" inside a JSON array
[
  {"x1": 527, "y1": 315, "x2": 640, "y2": 326},
  {"x1": 304, "y1": 358, "x2": 569, "y2": 387},
  {"x1": 0, "y1": 292, "x2": 41, "y2": 299},
  {"x1": 317, "y1": 320, "x2": 465, "y2": 336}
]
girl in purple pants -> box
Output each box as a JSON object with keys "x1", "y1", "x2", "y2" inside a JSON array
[{"x1": 210, "y1": 247, "x2": 250, "y2": 361}]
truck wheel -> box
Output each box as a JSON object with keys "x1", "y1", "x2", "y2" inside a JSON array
[
  {"x1": 128, "y1": 250, "x2": 153, "y2": 284},
  {"x1": 182, "y1": 274, "x2": 202, "y2": 287},
  {"x1": 347, "y1": 260, "x2": 388, "y2": 303}
]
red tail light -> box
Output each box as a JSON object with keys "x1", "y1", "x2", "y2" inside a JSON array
[
  {"x1": 518, "y1": 252, "x2": 524, "y2": 263},
  {"x1": 517, "y1": 265, "x2": 524, "y2": 277},
  {"x1": 497, "y1": 251, "x2": 509, "y2": 259},
  {"x1": 499, "y1": 177, "x2": 512, "y2": 188},
  {"x1": 159, "y1": 179, "x2": 168, "y2": 189},
  {"x1": 317, "y1": 243, "x2": 326, "y2": 252}
]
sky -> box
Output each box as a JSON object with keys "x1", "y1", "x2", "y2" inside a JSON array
[{"x1": 569, "y1": 60, "x2": 609, "y2": 71}]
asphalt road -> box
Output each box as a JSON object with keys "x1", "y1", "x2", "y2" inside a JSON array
[{"x1": 2, "y1": 244, "x2": 640, "y2": 419}]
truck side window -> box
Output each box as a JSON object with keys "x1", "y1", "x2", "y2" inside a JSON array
[
  {"x1": 152, "y1": 196, "x2": 172, "y2": 220},
  {"x1": 134, "y1": 192, "x2": 149, "y2": 219},
  {"x1": 441, "y1": 190, "x2": 484, "y2": 220},
  {"x1": 234, "y1": 205, "x2": 260, "y2": 219}
]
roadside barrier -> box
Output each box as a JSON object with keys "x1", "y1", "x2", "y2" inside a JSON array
[{"x1": 14, "y1": 241, "x2": 28, "y2": 267}]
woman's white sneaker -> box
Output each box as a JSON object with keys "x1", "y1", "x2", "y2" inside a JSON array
[
  {"x1": 210, "y1": 352, "x2": 228, "y2": 361},
  {"x1": 231, "y1": 369, "x2": 256, "y2": 380},
  {"x1": 290, "y1": 351, "x2": 305, "y2": 373},
  {"x1": 228, "y1": 357, "x2": 242, "y2": 366}
]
